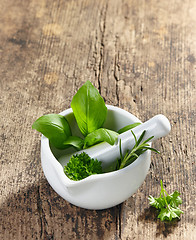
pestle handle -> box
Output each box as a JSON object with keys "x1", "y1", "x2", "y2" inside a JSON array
[
  {"x1": 120, "y1": 114, "x2": 171, "y2": 143},
  {"x1": 58, "y1": 114, "x2": 171, "y2": 170}
]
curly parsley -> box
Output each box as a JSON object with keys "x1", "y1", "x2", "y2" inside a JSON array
[
  {"x1": 149, "y1": 180, "x2": 183, "y2": 221},
  {"x1": 64, "y1": 152, "x2": 103, "y2": 181}
]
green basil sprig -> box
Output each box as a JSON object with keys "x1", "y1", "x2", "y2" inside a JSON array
[
  {"x1": 63, "y1": 136, "x2": 84, "y2": 150},
  {"x1": 71, "y1": 80, "x2": 107, "y2": 136},
  {"x1": 83, "y1": 128, "x2": 119, "y2": 149},
  {"x1": 32, "y1": 81, "x2": 142, "y2": 151},
  {"x1": 32, "y1": 114, "x2": 83, "y2": 149}
]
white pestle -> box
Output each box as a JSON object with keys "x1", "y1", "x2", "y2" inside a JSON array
[{"x1": 58, "y1": 114, "x2": 171, "y2": 171}]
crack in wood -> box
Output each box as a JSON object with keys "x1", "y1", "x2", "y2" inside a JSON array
[
  {"x1": 97, "y1": 3, "x2": 108, "y2": 94},
  {"x1": 114, "y1": 36, "x2": 120, "y2": 105},
  {"x1": 36, "y1": 186, "x2": 51, "y2": 239},
  {"x1": 118, "y1": 204, "x2": 122, "y2": 239},
  {"x1": 115, "y1": 204, "x2": 122, "y2": 240}
]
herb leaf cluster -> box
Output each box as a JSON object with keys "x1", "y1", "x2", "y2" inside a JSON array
[
  {"x1": 64, "y1": 152, "x2": 102, "y2": 181},
  {"x1": 32, "y1": 81, "x2": 159, "y2": 181},
  {"x1": 116, "y1": 130, "x2": 159, "y2": 170},
  {"x1": 149, "y1": 180, "x2": 183, "y2": 221},
  {"x1": 83, "y1": 128, "x2": 119, "y2": 149},
  {"x1": 32, "y1": 81, "x2": 143, "y2": 150},
  {"x1": 32, "y1": 81, "x2": 120, "y2": 150},
  {"x1": 32, "y1": 114, "x2": 72, "y2": 149},
  {"x1": 71, "y1": 80, "x2": 107, "y2": 136},
  {"x1": 65, "y1": 130, "x2": 159, "y2": 181}
]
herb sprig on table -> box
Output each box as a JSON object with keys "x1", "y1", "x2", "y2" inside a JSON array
[{"x1": 149, "y1": 180, "x2": 183, "y2": 221}]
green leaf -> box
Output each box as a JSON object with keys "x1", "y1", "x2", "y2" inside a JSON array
[
  {"x1": 158, "y1": 207, "x2": 183, "y2": 221},
  {"x1": 123, "y1": 155, "x2": 139, "y2": 167},
  {"x1": 158, "y1": 208, "x2": 172, "y2": 221},
  {"x1": 166, "y1": 191, "x2": 182, "y2": 207},
  {"x1": 63, "y1": 136, "x2": 84, "y2": 150},
  {"x1": 141, "y1": 136, "x2": 154, "y2": 145},
  {"x1": 135, "y1": 130, "x2": 146, "y2": 146},
  {"x1": 83, "y1": 128, "x2": 119, "y2": 149},
  {"x1": 149, "y1": 180, "x2": 183, "y2": 222},
  {"x1": 117, "y1": 130, "x2": 159, "y2": 170},
  {"x1": 117, "y1": 123, "x2": 141, "y2": 134},
  {"x1": 170, "y1": 207, "x2": 184, "y2": 218},
  {"x1": 32, "y1": 114, "x2": 71, "y2": 149},
  {"x1": 64, "y1": 152, "x2": 103, "y2": 181},
  {"x1": 71, "y1": 81, "x2": 107, "y2": 136},
  {"x1": 148, "y1": 195, "x2": 165, "y2": 209},
  {"x1": 131, "y1": 130, "x2": 138, "y2": 146},
  {"x1": 142, "y1": 146, "x2": 160, "y2": 153}
]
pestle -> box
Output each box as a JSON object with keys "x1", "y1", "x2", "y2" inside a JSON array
[{"x1": 58, "y1": 114, "x2": 171, "y2": 171}]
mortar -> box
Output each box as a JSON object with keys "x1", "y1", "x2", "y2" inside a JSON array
[{"x1": 41, "y1": 105, "x2": 171, "y2": 210}]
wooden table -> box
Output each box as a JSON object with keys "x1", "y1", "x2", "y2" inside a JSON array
[{"x1": 0, "y1": 0, "x2": 195, "y2": 239}]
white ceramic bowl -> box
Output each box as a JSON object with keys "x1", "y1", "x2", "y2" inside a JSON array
[{"x1": 41, "y1": 105, "x2": 151, "y2": 210}]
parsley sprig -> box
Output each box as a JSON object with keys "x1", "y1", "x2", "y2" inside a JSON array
[
  {"x1": 116, "y1": 130, "x2": 160, "y2": 170},
  {"x1": 149, "y1": 180, "x2": 183, "y2": 221},
  {"x1": 64, "y1": 152, "x2": 103, "y2": 181}
]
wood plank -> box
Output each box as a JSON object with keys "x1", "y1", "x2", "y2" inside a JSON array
[{"x1": 105, "y1": 0, "x2": 196, "y2": 239}]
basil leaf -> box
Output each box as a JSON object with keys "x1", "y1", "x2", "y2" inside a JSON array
[
  {"x1": 71, "y1": 81, "x2": 107, "y2": 136},
  {"x1": 117, "y1": 122, "x2": 141, "y2": 134},
  {"x1": 84, "y1": 128, "x2": 119, "y2": 149},
  {"x1": 32, "y1": 114, "x2": 71, "y2": 149},
  {"x1": 63, "y1": 136, "x2": 84, "y2": 150}
]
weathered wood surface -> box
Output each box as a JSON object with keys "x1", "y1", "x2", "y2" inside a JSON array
[{"x1": 0, "y1": 0, "x2": 195, "y2": 239}]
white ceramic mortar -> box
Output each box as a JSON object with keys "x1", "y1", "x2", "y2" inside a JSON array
[{"x1": 41, "y1": 105, "x2": 170, "y2": 210}]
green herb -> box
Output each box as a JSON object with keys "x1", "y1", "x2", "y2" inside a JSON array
[
  {"x1": 117, "y1": 122, "x2": 141, "y2": 134},
  {"x1": 64, "y1": 152, "x2": 103, "y2": 181},
  {"x1": 83, "y1": 128, "x2": 119, "y2": 149},
  {"x1": 71, "y1": 80, "x2": 107, "y2": 136},
  {"x1": 149, "y1": 180, "x2": 183, "y2": 221},
  {"x1": 63, "y1": 136, "x2": 84, "y2": 150},
  {"x1": 116, "y1": 130, "x2": 159, "y2": 170},
  {"x1": 32, "y1": 114, "x2": 72, "y2": 149},
  {"x1": 32, "y1": 81, "x2": 143, "y2": 152}
]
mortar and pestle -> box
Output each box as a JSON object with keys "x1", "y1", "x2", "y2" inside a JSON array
[{"x1": 41, "y1": 105, "x2": 171, "y2": 210}]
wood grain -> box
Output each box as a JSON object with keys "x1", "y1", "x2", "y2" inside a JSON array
[{"x1": 0, "y1": 0, "x2": 195, "y2": 239}]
